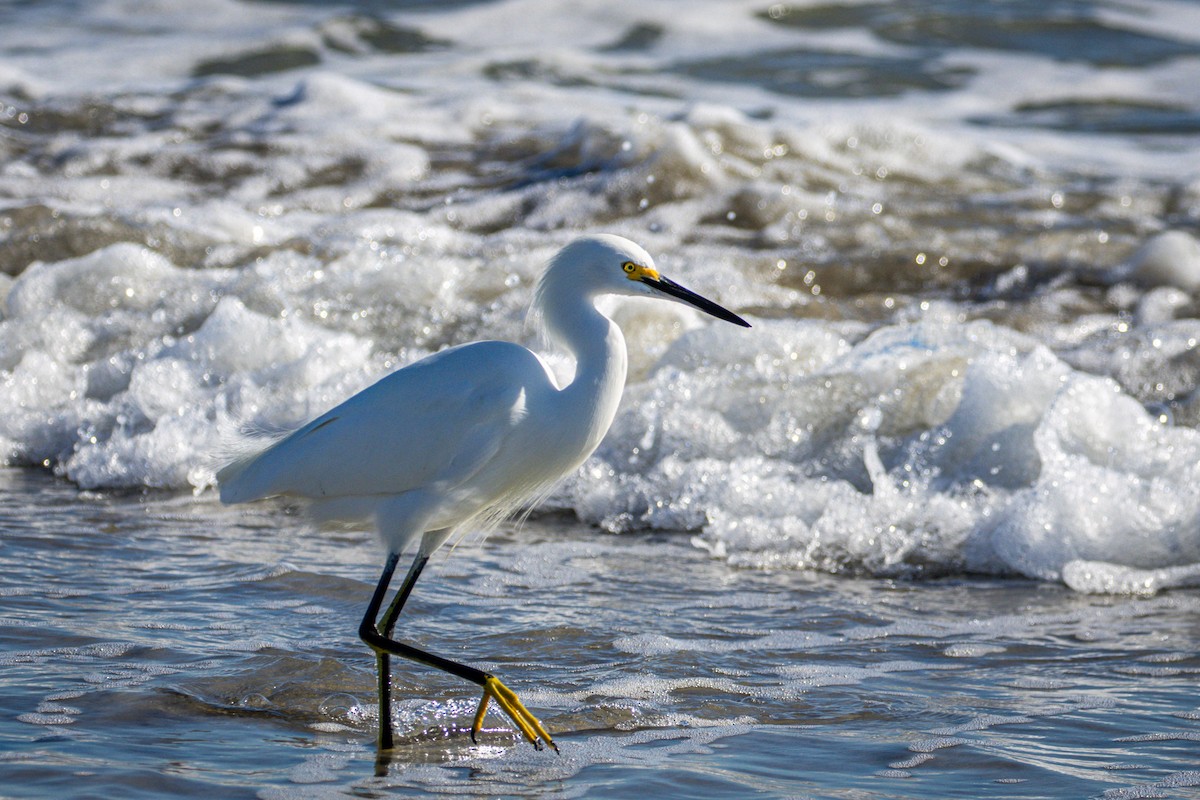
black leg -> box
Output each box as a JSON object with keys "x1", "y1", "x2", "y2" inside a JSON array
[
  {"x1": 372, "y1": 554, "x2": 427, "y2": 754},
  {"x1": 360, "y1": 552, "x2": 401, "y2": 751},
  {"x1": 380, "y1": 554, "x2": 429, "y2": 639},
  {"x1": 359, "y1": 552, "x2": 558, "y2": 754}
]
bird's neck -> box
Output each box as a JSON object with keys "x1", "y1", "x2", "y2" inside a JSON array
[{"x1": 541, "y1": 289, "x2": 628, "y2": 450}]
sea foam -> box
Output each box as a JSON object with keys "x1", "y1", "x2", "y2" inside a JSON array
[
  {"x1": 552, "y1": 312, "x2": 1200, "y2": 586},
  {"x1": 2, "y1": 3, "x2": 1199, "y2": 592}
]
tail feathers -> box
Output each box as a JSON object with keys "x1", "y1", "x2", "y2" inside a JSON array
[
  {"x1": 216, "y1": 453, "x2": 265, "y2": 503},
  {"x1": 215, "y1": 426, "x2": 292, "y2": 504}
]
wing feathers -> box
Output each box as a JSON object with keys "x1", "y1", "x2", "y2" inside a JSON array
[{"x1": 218, "y1": 341, "x2": 548, "y2": 505}]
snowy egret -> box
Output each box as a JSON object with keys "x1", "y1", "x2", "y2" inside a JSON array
[{"x1": 218, "y1": 234, "x2": 750, "y2": 753}]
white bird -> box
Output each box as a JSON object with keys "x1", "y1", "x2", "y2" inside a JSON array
[{"x1": 217, "y1": 234, "x2": 750, "y2": 753}]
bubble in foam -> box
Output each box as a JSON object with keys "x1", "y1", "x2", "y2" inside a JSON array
[{"x1": 1127, "y1": 230, "x2": 1200, "y2": 292}]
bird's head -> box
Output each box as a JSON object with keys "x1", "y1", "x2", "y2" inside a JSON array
[{"x1": 543, "y1": 234, "x2": 750, "y2": 328}]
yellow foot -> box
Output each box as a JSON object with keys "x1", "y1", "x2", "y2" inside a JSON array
[{"x1": 471, "y1": 675, "x2": 558, "y2": 753}]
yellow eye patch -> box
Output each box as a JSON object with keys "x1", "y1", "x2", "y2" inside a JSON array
[{"x1": 622, "y1": 261, "x2": 660, "y2": 281}]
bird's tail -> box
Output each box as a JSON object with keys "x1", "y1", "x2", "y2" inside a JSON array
[{"x1": 214, "y1": 423, "x2": 293, "y2": 503}]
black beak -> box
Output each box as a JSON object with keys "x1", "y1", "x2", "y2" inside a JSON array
[{"x1": 643, "y1": 276, "x2": 751, "y2": 328}]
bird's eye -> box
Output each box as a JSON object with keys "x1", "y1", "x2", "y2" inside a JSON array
[{"x1": 622, "y1": 262, "x2": 636, "y2": 273}]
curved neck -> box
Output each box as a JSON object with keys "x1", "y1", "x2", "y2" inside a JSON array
[{"x1": 537, "y1": 284, "x2": 628, "y2": 452}]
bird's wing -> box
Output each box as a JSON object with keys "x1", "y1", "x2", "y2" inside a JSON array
[{"x1": 218, "y1": 342, "x2": 545, "y2": 503}]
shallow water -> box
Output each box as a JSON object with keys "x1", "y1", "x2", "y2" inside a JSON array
[
  {"x1": 2, "y1": 468, "x2": 1199, "y2": 799},
  {"x1": 2, "y1": 0, "x2": 1200, "y2": 796}
]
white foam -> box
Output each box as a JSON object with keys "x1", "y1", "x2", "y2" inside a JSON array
[
  {"x1": 550, "y1": 314, "x2": 1200, "y2": 586},
  {"x1": 1062, "y1": 560, "x2": 1200, "y2": 596},
  {"x1": 0, "y1": 243, "x2": 384, "y2": 489},
  {"x1": 987, "y1": 368, "x2": 1200, "y2": 580},
  {"x1": 1127, "y1": 231, "x2": 1200, "y2": 292}
]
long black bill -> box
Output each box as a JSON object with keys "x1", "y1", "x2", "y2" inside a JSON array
[{"x1": 643, "y1": 276, "x2": 751, "y2": 328}]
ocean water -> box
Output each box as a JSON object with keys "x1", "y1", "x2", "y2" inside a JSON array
[{"x1": 2, "y1": 0, "x2": 1200, "y2": 797}]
